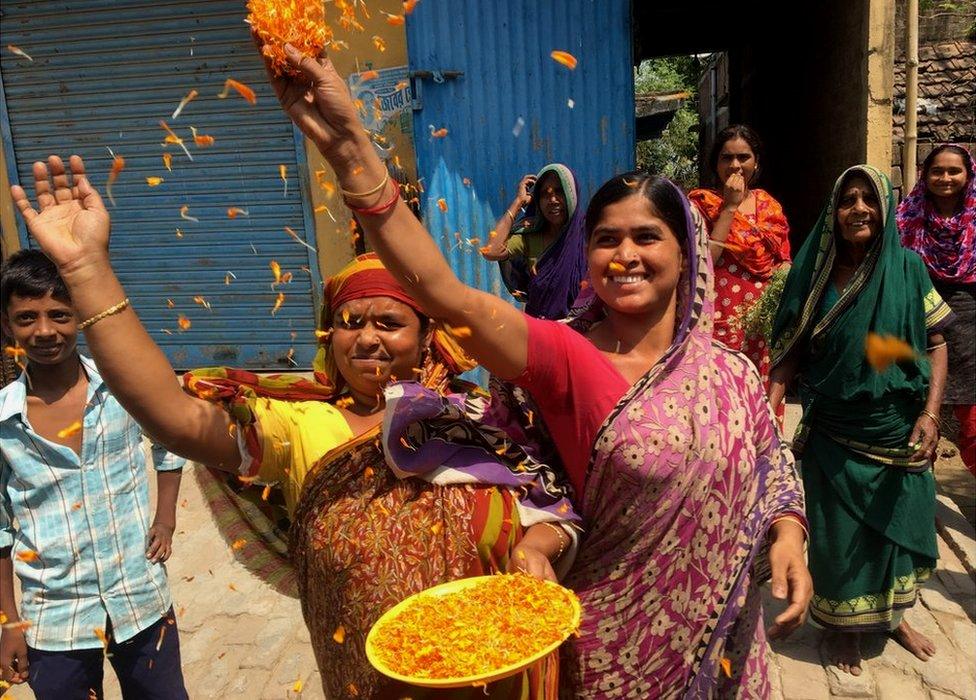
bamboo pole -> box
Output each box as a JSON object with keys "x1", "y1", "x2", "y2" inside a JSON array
[{"x1": 904, "y1": 0, "x2": 919, "y2": 192}]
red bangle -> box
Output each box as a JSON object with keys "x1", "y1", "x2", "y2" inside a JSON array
[{"x1": 345, "y1": 179, "x2": 400, "y2": 216}]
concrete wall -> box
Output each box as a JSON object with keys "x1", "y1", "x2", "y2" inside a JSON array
[
  {"x1": 726, "y1": 0, "x2": 894, "y2": 243},
  {"x1": 304, "y1": 0, "x2": 416, "y2": 281}
]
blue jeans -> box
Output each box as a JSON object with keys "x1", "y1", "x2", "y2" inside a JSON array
[{"x1": 27, "y1": 608, "x2": 188, "y2": 699}]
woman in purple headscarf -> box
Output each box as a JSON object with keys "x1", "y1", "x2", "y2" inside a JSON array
[
  {"x1": 481, "y1": 164, "x2": 588, "y2": 319},
  {"x1": 897, "y1": 143, "x2": 976, "y2": 475}
]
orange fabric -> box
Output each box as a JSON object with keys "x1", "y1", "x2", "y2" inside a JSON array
[
  {"x1": 688, "y1": 189, "x2": 791, "y2": 401},
  {"x1": 688, "y1": 188, "x2": 791, "y2": 279}
]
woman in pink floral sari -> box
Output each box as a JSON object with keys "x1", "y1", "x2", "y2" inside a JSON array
[{"x1": 257, "y1": 40, "x2": 812, "y2": 698}]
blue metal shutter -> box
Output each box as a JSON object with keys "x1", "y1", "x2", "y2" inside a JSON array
[
  {"x1": 405, "y1": 0, "x2": 634, "y2": 302},
  {"x1": 0, "y1": 0, "x2": 321, "y2": 370}
]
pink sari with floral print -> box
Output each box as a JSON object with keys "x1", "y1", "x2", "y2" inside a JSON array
[{"x1": 549, "y1": 197, "x2": 806, "y2": 697}]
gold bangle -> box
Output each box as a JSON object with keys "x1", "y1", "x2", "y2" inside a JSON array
[
  {"x1": 920, "y1": 408, "x2": 940, "y2": 426},
  {"x1": 339, "y1": 171, "x2": 390, "y2": 199},
  {"x1": 78, "y1": 297, "x2": 130, "y2": 330},
  {"x1": 506, "y1": 209, "x2": 516, "y2": 223},
  {"x1": 926, "y1": 341, "x2": 947, "y2": 352},
  {"x1": 541, "y1": 522, "x2": 569, "y2": 562}
]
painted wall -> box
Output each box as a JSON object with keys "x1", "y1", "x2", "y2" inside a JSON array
[{"x1": 304, "y1": 0, "x2": 417, "y2": 281}]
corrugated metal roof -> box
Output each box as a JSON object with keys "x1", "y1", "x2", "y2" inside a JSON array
[{"x1": 0, "y1": 0, "x2": 321, "y2": 370}]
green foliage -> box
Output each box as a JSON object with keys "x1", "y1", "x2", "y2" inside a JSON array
[
  {"x1": 634, "y1": 57, "x2": 701, "y2": 189},
  {"x1": 738, "y1": 264, "x2": 792, "y2": 343},
  {"x1": 634, "y1": 55, "x2": 698, "y2": 94}
]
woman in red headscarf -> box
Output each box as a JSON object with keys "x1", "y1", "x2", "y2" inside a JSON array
[
  {"x1": 181, "y1": 254, "x2": 578, "y2": 698},
  {"x1": 8, "y1": 149, "x2": 578, "y2": 700}
]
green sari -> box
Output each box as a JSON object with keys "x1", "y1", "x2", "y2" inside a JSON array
[{"x1": 770, "y1": 165, "x2": 953, "y2": 631}]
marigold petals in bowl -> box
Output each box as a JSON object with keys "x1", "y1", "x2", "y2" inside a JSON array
[{"x1": 366, "y1": 574, "x2": 581, "y2": 688}]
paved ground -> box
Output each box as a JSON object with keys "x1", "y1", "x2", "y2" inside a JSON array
[{"x1": 4, "y1": 405, "x2": 975, "y2": 698}]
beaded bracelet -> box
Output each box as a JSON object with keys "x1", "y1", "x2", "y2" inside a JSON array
[
  {"x1": 541, "y1": 522, "x2": 570, "y2": 562},
  {"x1": 78, "y1": 297, "x2": 130, "y2": 330}
]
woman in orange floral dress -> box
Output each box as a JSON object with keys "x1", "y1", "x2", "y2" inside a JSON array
[{"x1": 689, "y1": 125, "x2": 791, "y2": 389}]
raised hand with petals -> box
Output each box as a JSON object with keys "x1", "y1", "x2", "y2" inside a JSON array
[
  {"x1": 255, "y1": 33, "x2": 368, "y2": 164},
  {"x1": 9, "y1": 155, "x2": 110, "y2": 274}
]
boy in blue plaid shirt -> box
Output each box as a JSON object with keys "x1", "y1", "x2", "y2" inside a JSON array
[{"x1": 0, "y1": 250, "x2": 188, "y2": 698}]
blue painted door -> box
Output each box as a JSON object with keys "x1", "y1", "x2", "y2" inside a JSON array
[
  {"x1": 405, "y1": 0, "x2": 635, "y2": 302},
  {"x1": 0, "y1": 0, "x2": 321, "y2": 370}
]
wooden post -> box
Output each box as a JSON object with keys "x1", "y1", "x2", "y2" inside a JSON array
[{"x1": 904, "y1": 0, "x2": 919, "y2": 192}]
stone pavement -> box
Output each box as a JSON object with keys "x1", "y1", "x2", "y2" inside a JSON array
[{"x1": 4, "y1": 405, "x2": 975, "y2": 698}]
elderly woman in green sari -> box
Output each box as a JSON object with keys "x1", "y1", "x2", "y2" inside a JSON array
[{"x1": 769, "y1": 165, "x2": 952, "y2": 675}]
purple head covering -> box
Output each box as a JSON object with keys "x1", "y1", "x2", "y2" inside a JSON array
[
  {"x1": 500, "y1": 163, "x2": 588, "y2": 319},
  {"x1": 896, "y1": 143, "x2": 976, "y2": 283}
]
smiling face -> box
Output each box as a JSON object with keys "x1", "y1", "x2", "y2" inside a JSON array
[
  {"x1": 535, "y1": 172, "x2": 569, "y2": 229},
  {"x1": 924, "y1": 150, "x2": 969, "y2": 204},
  {"x1": 1, "y1": 290, "x2": 79, "y2": 367},
  {"x1": 587, "y1": 193, "x2": 685, "y2": 316},
  {"x1": 835, "y1": 175, "x2": 882, "y2": 249},
  {"x1": 330, "y1": 296, "x2": 429, "y2": 405}
]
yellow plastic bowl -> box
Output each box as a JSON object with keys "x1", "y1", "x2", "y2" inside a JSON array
[{"x1": 365, "y1": 575, "x2": 581, "y2": 689}]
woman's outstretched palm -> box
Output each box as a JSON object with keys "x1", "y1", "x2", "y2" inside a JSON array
[{"x1": 9, "y1": 155, "x2": 110, "y2": 269}]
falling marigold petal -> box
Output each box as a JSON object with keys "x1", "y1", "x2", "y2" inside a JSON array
[
  {"x1": 217, "y1": 77, "x2": 257, "y2": 105},
  {"x1": 550, "y1": 50, "x2": 578, "y2": 70},
  {"x1": 162, "y1": 153, "x2": 172, "y2": 171},
  {"x1": 607, "y1": 261, "x2": 627, "y2": 274},
  {"x1": 437, "y1": 198, "x2": 448, "y2": 212},
  {"x1": 177, "y1": 314, "x2": 191, "y2": 331},
  {"x1": 231, "y1": 538, "x2": 247, "y2": 551},
  {"x1": 444, "y1": 323, "x2": 472, "y2": 339},
  {"x1": 271, "y1": 292, "x2": 285, "y2": 316},
  {"x1": 190, "y1": 126, "x2": 215, "y2": 147},
  {"x1": 7, "y1": 45, "x2": 34, "y2": 62},
  {"x1": 720, "y1": 657, "x2": 732, "y2": 678},
  {"x1": 172, "y1": 89, "x2": 198, "y2": 119},
  {"x1": 57, "y1": 421, "x2": 83, "y2": 439},
  {"x1": 15, "y1": 550, "x2": 39, "y2": 563},
  {"x1": 332, "y1": 625, "x2": 345, "y2": 644},
  {"x1": 865, "y1": 332, "x2": 916, "y2": 371},
  {"x1": 179, "y1": 204, "x2": 199, "y2": 223},
  {"x1": 146, "y1": 177, "x2": 164, "y2": 187}
]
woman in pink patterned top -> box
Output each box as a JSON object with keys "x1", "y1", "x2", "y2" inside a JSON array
[{"x1": 257, "y1": 42, "x2": 812, "y2": 697}]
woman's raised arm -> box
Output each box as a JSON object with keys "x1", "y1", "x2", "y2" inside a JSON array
[
  {"x1": 9, "y1": 156, "x2": 241, "y2": 470},
  {"x1": 264, "y1": 42, "x2": 530, "y2": 380}
]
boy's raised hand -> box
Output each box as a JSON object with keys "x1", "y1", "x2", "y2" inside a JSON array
[{"x1": 9, "y1": 155, "x2": 111, "y2": 272}]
